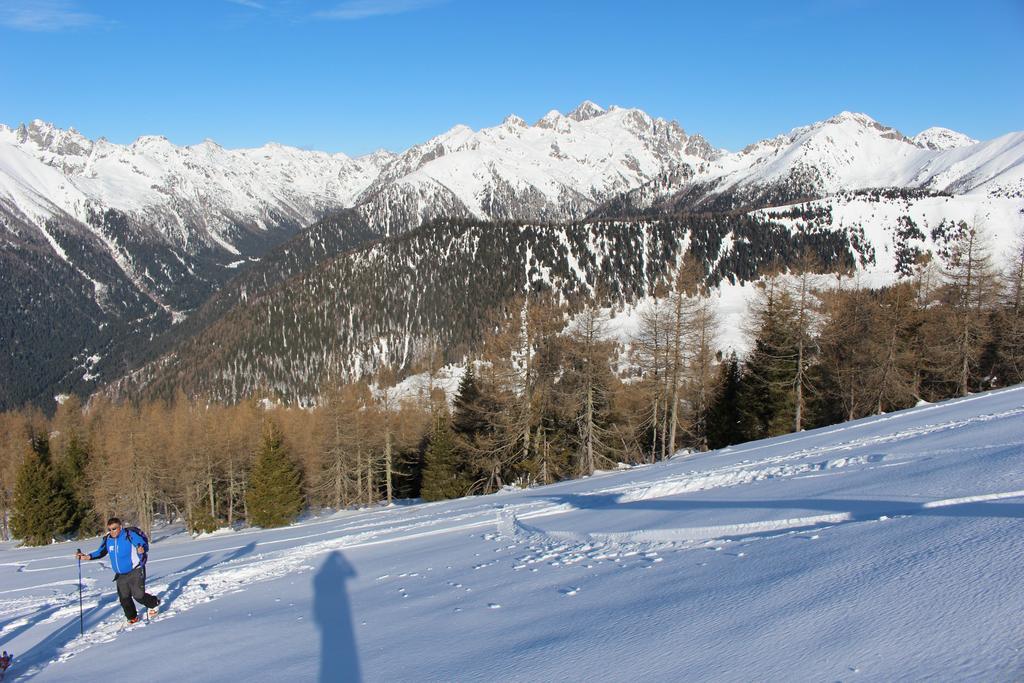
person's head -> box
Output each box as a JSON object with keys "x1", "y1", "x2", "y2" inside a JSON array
[{"x1": 106, "y1": 517, "x2": 123, "y2": 537}]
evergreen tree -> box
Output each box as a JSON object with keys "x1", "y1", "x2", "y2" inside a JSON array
[
  {"x1": 421, "y1": 415, "x2": 471, "y2": 502},
  {"x1": 449, "y1": 363, "x2": 500, "y2": 489},
  {"x1": 739, "y1": 278, "x2": 800, "y2": 440},
  {"x1": 706, "y1": 353, "x2": 744, "y2": 449},
  {"x1": 452, "y1": 365, "x2": 487, "y2": 436},
  {"x1": 61, "y1": 433, "x2": 93, "y2": 536},
  {"x1": 10, "y1": 436, "x2": 74, "y2": 546},
  {"x1": 246, "y1": 426, "x2": 304, "y2": 528}
]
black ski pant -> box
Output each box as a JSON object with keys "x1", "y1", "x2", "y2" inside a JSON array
[{"x1": 115, "y1": 566, "x2": 159, "y2": 620}]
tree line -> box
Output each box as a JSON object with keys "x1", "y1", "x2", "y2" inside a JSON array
[{"x1": 1, "y1": 222, "x2": 1020, "y2": 545}]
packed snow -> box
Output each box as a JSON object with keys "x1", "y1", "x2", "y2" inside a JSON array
[{"x1": 1, "y1": 386, "x2": 1023, "y2": 681}]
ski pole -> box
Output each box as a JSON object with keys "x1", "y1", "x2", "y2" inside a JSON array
[{"x1": 76, "y1": 550, "x2": 84, "y2": 636}]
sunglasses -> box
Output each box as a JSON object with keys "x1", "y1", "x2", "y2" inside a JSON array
[{"x1": 108, "y1": 525, "x2": 121, "y2": 532}]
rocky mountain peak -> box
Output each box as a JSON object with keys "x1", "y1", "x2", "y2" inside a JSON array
[
  {"x1": 568, "y1": 100, "x2": 606, "y2": 122},
  {"x1": 502, "y1": 114, "x2": 528, "y2": 129},
  {"x1": 821, "y1": 111, "x2": 911, "y2": 143},
  {"x1": 17, "y1": 119, "x2": 94, "y2": 157}
]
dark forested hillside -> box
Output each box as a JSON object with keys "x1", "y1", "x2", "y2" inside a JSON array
[
  {"x1": 0, "y1": 197, "x2": 312, "y2": 411},
  {"x1": 108, "y1": 212, "x2": 855, "y2": 405},
  {"x1": 133, "y1": 209, "x2": 380, "y2": 365},
  {"x1": 0, "y1": 187, "x2": 388, "y2": 411}
]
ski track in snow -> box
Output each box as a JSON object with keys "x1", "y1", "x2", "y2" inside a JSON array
[{"x1": 3, "y1": 387, "x2": 1024, "y2": 678}]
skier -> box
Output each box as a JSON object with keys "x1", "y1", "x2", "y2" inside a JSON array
[{"x1": 75, "y1": 517, "x2": 161, "y2": 625}]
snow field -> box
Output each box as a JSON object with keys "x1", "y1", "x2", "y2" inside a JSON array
[{"x1": 0, "y1": 386, "x2": 1022, "y2": 680}]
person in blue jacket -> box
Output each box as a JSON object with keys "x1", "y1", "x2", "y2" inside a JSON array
[{"x1": 76, "y1": 517, "x2": 161, "y2": 624}]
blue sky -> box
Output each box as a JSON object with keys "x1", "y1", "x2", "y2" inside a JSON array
[{"x1": 1, "y1": 0, "x2": 1021, "y2": 155}]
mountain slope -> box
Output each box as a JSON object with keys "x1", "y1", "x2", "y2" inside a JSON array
[
  {"x1": 108, "y1": 184, "x2": 1024, "y2": 407},
  {"x1": 0, "y1": 123, "x2": 387, "y2": 409},
  {"x1": 3, "y1": 106, "x2": 1023, "y2": 409},
  {"x1": 3, "y1": 386, "x2": 1023, "y2": 681},
  {"x1": 106, "y1": 212, "x2": 857, "y2": 405},
  {"x1": 594, "y1": 112, "x2": 1024, "y2": 215}
]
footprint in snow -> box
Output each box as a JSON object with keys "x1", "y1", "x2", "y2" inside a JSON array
[
  {"x1": 559, "y1": 587, "x2": 580, "y2": 596},
  {"x1": 488, "y1": 603, "x2": 501, "y2": 609}
]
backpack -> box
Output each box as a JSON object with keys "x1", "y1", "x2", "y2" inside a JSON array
[{"x1": 118, "y1": 526, "x2": 150, "y2": 567}]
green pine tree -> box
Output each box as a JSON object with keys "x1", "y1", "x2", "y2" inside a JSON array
[
  {"x1": 246, "y1": 427, "x2": 304, "y2": 528},
  {"x1": 451, "y1": 365, "x2": 489, "y2": 438},
  {"x1": 421, "y1": 416, "x2": 471, "y2": 502},
  {"x1": 10, "y1": 436, "x2": 74, "y2": 546},
  {"x1": 706, "y1": 352, "x2": 745, "y2": 449},
  {"x1": 61, "y1": 433, "x2": 94, "y2": 537},
  {"x1": 739, "y1": 281, "x2": 800, "y2": 440}
]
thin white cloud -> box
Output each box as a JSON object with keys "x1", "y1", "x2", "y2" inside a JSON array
[
  {"x1": 0, "y1": 0, "x2": 100, "y2": 31},
  {"x1": 314, "y1": 0, "x2": 446, "y2": 21},
  {"x1": 226, "y1": 0, "x2": 267, "y2": 9}
]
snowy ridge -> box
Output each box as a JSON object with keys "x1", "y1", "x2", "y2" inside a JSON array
[
  {"x1": 913, "y1": 126, "x2": 979, "y2": 151},
  {"x1": 0, "y1": 120, "x2": 383, "y2": 252},
  {"x1": 700, "y1": 112, "x2": 1024, "y2": 200},
  {"x1": 2, "y1": 386, "x2": 1023, "y2": 680},
  {"x1": 3, "y1": 106, "x2": 1022, "y2": 250}
]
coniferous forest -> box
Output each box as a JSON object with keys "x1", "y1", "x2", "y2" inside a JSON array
[{"x1": 1, "y1": 223, "x2": 1022, "y2": 545}]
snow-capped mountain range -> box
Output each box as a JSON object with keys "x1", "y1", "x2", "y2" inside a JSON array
[
  {"x1": 2, "y1": 102, "x2": 1024, "y2": 410},
  {"x1": 0, "y1": 119, "x2": 387, "y2": 251},
  {"x1": 3, "y1": 102, "x2": 1022, "y2": 261}
]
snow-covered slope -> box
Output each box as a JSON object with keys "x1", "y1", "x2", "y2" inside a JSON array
[
  {"x1": 2, "y1": 386, "x2": 1023, "y2": 681},
  {"x1": 755, "y1": 192, "x2": 1024, "y2": 277}
]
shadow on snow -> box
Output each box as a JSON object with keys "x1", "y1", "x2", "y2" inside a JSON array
[{"x1": 313, "y1": 551, "x2": 360, "y2": 683}]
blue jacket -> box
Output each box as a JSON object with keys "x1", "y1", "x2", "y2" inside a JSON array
[{"x1": 89, "y1": 529, "x2": 147, "y2": 575}]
